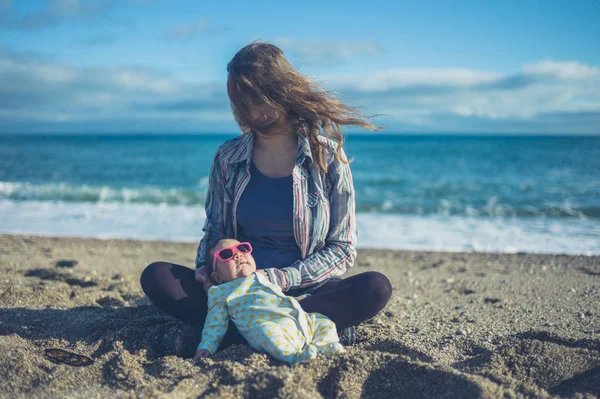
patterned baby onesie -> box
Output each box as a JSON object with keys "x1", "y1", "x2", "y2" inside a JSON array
[{"x1": 198, "y1": 272, "x2": 344, "y2": 364}]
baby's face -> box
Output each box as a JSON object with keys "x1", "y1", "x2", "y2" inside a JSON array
[{"x1": 211, "y1": 239, "x2": 256, "y2": 284}]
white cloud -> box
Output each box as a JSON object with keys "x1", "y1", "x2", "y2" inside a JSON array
[
  {"x1": 52, "y1": 0, "x2": 94, "y2": 16},
  {"x1": 0, "y1": 47, "x2": 598, "y2": 134},
  {"x1": 111, "y1": 69, "x2": 179, "y2": 94},
  {"x1": 164, "y1": 18, "x2": 225, "y2": 39},
  {"x1": 0, "y1": 0, "x2": 150, "y2": 30},
  {"x1": 452, "y1": 105, "x2": 474, "y2": 117},
  {"x1": 272, "y1": 37, "x2": 384, "y2": 66},
  {"x1": 0, "y1": 48, "x2": 232, "y2": 132},
  {"x1": 321, "y1": 60, "x2": 600, "y2": 129},
  {"x1": 326, "y1": 68, "x2": 499, "y2": 91},
  {"x1": 0, "y1": 0, "x2": 114, "y2": 30},
  {"x1": 35, "y1": 64, "x2": 78, "y2": 83},
  {"x1": 523, "y1": 60, "x2": 600, "y2": 80}
]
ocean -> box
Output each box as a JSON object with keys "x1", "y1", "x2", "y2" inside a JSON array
[{"x1": 1, "y1": 134, "x2": 599, "y2": 255}]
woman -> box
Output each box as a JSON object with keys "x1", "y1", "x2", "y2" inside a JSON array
[{"x1": 140, "y1": 42, "x2": 393, "y2": 357}]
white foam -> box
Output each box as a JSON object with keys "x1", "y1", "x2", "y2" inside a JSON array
[
  {"x1": 356, "y1": 213, "x2": 600, "y2": 255},
  {"x1": 0, "y1": 181, "x2": 206, "y2": 205},
  {"x1": 1, "y1": 200, "x2": 599, "y2": 255},
  {"x1": 0, "y1": 200, "x2": 206, "y2": 243}
]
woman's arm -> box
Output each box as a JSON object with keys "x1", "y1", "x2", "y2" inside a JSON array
[
  {"x1": 195, "y1": 149, "x2": 227, "y2": 269},
  {"x1": 265, "y1": 148, "x2": 357, "y2": 291}
]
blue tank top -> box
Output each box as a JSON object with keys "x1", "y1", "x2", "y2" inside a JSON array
[{"x1": 236, "y1": 162, "x2": 302, "y2": 269}]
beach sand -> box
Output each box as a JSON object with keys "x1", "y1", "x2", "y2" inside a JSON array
[{"x1": 0, "y1": 233, "x2": 598, "y2": 398}]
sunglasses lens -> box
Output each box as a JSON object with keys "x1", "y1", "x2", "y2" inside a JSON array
[
  {"x1": 238, "y1": 243, "x2": 251, "y2": 253},
  {"x1": 218, "y1": 248, "x2": 233, "y2": 260}
]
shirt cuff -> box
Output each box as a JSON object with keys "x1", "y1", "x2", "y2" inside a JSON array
[
  {"x1": 265, "y1": 267, "x2": 301, "y2": 292},
  {"x1": 197, "y1": 341, "x2": 216, "y2": 355}
]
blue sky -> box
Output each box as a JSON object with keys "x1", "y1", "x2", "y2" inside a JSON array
[{"x1": 1, "y1": 0, "x2": 599, "y2": 134}]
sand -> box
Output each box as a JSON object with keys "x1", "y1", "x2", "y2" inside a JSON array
[{"x1": 0, "y1": 233, "x2": 598, "y2": 398}]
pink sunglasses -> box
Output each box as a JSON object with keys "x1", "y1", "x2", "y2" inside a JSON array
[{"x1": 212, "y1": 242, "x2": 253, "y2": 271}]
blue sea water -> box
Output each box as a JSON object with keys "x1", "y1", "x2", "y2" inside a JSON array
[{"x1": 1, "y1": 134, "x2": 599, "y2": 255}]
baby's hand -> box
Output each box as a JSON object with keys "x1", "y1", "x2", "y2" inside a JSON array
[{"x1": 193, "y1": 348, "x2": 211, "y2": 361}]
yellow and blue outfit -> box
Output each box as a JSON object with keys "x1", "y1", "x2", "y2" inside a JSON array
[{"x1": 198, "y1": 272, "x2": 344, "y2": 364}]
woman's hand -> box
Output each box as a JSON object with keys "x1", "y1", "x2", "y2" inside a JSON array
[
  {"x1": 195, "y1": 265, "x2": 215, "y2": 293},
  {"x1": 256, "y1": 269, "x2": 270, "y2": 282},
  {"x1": 193, "y1": 348, "x2": 211, "y2": 361}
]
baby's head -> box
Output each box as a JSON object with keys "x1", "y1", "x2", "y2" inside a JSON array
[{"x1": 208, "y1": 239, "x2": 257, "y2": 284}]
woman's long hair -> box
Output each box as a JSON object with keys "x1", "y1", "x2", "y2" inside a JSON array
[{"x1": 226, "y1": 41, "x2": 383, "y2": 172}]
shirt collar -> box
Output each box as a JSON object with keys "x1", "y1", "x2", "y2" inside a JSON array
[{"x1": 227, "y1": 131, "x2": 313, "y2": 165}]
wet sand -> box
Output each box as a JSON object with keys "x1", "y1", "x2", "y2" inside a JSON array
[{"x1": 0, "y1": 233, "x2": 599, "y2": 398}]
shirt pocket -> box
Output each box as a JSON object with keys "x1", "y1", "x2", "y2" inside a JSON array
[{"x1": 306, "y1": 191, "x2": 322, "y2": 207}]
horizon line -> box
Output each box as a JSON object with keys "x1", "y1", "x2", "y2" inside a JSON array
[{"x1": 1, "y1": 131, "x2": 599, "y2": 137}]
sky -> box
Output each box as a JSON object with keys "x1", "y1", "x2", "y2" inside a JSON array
[{"x1": 0, "y1": 0, "x2": 599, "y2": 134}]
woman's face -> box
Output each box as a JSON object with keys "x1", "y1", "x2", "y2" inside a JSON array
[{"x1": 247, "y1": 103, "x2": 281, "y2": 128}]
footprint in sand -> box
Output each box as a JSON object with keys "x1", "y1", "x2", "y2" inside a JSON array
[
  {"x1": 24, "y1": 268, "x2": 98, "y2": 288},
  {"x1": 453, "y1": 330, "x2": 600, "y2": 396},
  {"x1": 322, "y1": 352, "x2": 486, "y2": 399}
]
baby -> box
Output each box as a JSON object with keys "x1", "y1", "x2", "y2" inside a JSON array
[{"x1": 194, "y1": 238, "x2": 344, "y2": 364}]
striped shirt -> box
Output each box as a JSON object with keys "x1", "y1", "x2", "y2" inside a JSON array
[{"x1": 195, "y1": 131, "x2": 357, "y2": 292}]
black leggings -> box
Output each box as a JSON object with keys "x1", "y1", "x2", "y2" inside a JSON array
[{"x1": 140, "y1": 262, "x2": 393, "y2": 346}]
